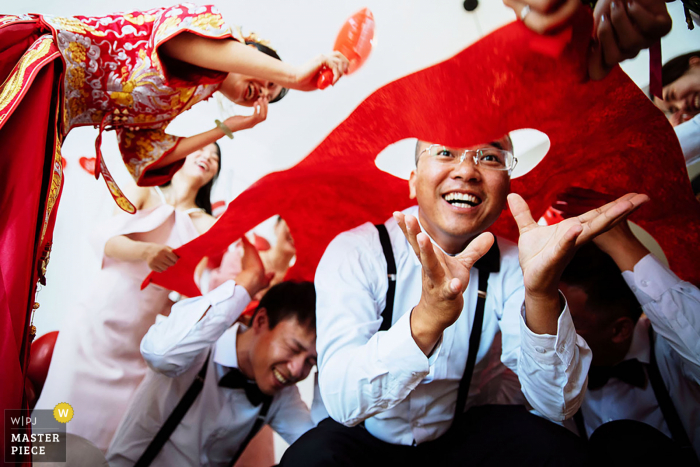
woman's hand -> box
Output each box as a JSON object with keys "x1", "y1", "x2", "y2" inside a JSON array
[
  {"x1": 289, "y1": 52, "x2": 350, "y2": 91},
  {"x1": 223, "y1": 97, "x2": 268, "y2": 132},
  {"x1": 143, "y1": 243, "x2": 179, "y2": 272}
]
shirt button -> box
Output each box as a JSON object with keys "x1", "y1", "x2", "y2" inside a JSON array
[
  {"x1": 641, "y1": 280, "x2": 649, "y2": 287},
  {"x1": 630, "y1": 286, "x2": 637, "y2": 292},
  {"x1": 379, "y1": 401, "x2": 389, "y2": 409},
  {"x1": 535, "y1": 346, "x2": 546, "y2": 354}
]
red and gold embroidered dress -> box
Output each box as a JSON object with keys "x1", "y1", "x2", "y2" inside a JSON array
[{"x1": 0, "y1": 6, "x2": 237, "y2": 459}]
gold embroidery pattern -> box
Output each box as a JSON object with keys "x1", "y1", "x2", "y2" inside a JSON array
[
  {"x1": 40, "y1": 147, "x2": 63, "y2": 244},
  {"x1": 44, "y1": 16, "x2": 106, "y2": 36},
  {"x1": 118, "y1": 128, "x2": 180, "y2": 181},
  {"x1": 123, "y1": 13, "x2": 157, "y2": 25},
  {"x1": 0, "y1": 36, "x2": 54, "y2": 120}
]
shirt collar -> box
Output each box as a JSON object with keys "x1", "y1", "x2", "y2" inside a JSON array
[
  {"x1": 213, "y1": 322, "x2": 243, "y2": 369},
  {"x1": 623, "y1": 319, "x2": 651, "y2": 365},
  {"x1": 405, "y1": 206, "x2": 500, "y2": 272}
]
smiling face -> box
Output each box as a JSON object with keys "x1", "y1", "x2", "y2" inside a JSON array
[
  {"x1": 180, "y1": 143, "x2": 220, "y2": 186},
  {"x1": 655, "y1": 56, "x2": 700, "y2": 126},
  {"x1": 249, "y1": 311, "x2": 317, "y2": 395},
  {"x1": 409, "y1": 136, "x2": 513, "y2": 254},
  {"x1": 219, "y1": 73, "x2": 283, "y2": 107}
]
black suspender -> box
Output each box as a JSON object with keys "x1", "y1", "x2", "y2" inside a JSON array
[
  {"x1": 135, "y1": 351, "x2": 272, "y2": 467},
  {"x1": 227, "y1": 398, "x2": 272, "y2": 467},
  {"x1": 453, "y1": 266, "x2": 490, "y2": 423},
  {"x1": 374, "y1": 224, "x2": 501, "y2": 423},
  {"x1": 376, "y1": 224, "x2": 396, "y2": 332},
  {"x1": 135, "y1": 352, "x2": 211, "y2": 467},
  {"x1": 647, "y1": 325, "x2": 696, "y2": 462}
]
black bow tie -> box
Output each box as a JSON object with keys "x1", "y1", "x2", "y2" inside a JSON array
[
  {"x1": 588, "y1": 359, "x2": 648, "y2": 391},
  {"x1": 219, "y1": 368, "x2": 271, "y2": 407}
]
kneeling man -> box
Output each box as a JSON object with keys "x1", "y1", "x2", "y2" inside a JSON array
[
  {"x1": 281, "y1": 136, "x2": 648, "y2": 466},
  {"x1": 108, "y1": 239, "x2": 317, "y2": 466}
]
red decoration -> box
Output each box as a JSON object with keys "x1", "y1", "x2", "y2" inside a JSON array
[
  {"x1": 79, "y1": 156, "x2": 96, "y2": 176},
  {"x1": 25, "y1": 331, "x2": 58, "y2": 409},
  {"x1": 145, "y1": 9, "x2": 700, "y2": 297},
  {"x1": 317, "y1": 8, "x2": 375, "y2": 89}
]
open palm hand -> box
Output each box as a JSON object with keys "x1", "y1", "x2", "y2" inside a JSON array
[{"x1": 508, "y1": 192, "x2": 649, "y2": 295}]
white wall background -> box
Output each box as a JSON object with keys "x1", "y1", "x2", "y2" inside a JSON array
[{"x1": 7, "y1": 0, "x2": 696, "y2": 461}]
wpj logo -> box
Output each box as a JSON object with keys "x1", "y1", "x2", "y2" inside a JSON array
[{"x1": 4, "y1": 409, "x2": 66, "y2": 463}]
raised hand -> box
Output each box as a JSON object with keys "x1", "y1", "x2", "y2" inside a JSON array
[
  {"x1": 291, "y1": 51, "x2": 349, "y2": 91},
  {"x1": 508, "y1": 192, "x2": 649, "y2": 297},
  {"x1": 588, "y1": 0, "x2": 672, "y2": 80},
  {"x1": 393, "y1": 211, "x2": 494, "y2": 354},
  {"x1": 234, "y1": 236, "x2": 274, "y2": 298},
  {"x1": 223, "y1": 96, "x2": 268, "y2": 132}
]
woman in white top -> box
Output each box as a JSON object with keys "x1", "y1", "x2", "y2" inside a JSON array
[{"x1": 34, "y1": 143, "x2": 220, "y2": 452}]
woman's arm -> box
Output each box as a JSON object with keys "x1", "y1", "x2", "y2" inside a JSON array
[
  {"x1": 104, "y1": 236, "x2": 179, "y2": 273},
  {"x1": 149, "y1": 98, "x2": 268, "y2": 170},
  {"x1": 159, "y1": 33, "x2": 348, "y2": 91}
]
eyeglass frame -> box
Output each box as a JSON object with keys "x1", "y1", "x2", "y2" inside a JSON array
[{"x1": 418, "y1": 144, "x2": 518, "y2": 173}]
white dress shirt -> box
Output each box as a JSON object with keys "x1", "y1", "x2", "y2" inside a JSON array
[
  {"x1": 315, "y1": 206, "x2": 592, "y2": 445},
  {"x1": 676, "y1": 113, "x2": 700, "y2": 166},
  {"x1": 106, "y1": 280, "x2": 314, "y2": 467},
  {"x1": 579, "y1": 254, "x2": 700, "y2": 456}
]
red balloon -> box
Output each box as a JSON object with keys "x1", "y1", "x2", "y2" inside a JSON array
[
  {"x1": 79, "y1": 156, "x2": 96, "y2": 176},
  {"x1": 317, "y1": 8, "x2": 375, "y2": 89},
  {"x1": 26, "y1": 331, "x2": 59, "y2": 396},
  {"x1": 25, "y1": 378, "x2": 38, "y2": 411}
]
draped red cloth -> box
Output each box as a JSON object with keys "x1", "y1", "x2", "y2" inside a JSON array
[
  {"x1": 0, "y1": 21, "x2": 63, "y2": 465},
  {"x1": 146, "y1": 10, "x2": 700, "y2": 297}
]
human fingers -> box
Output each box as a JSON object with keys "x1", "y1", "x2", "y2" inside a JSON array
[
  {"x1": 258, "y1": 97, "x2": 268, "y2": 121},
  {"x1": 507, "y1": 193, "x2": 538, "y2": 234},
  {"x1": 505, "y1": 0, "x2": 581, "y2": 34},
  {"x1": 417, "y1": 232, "x2": 445, "y2": 284},
  {"x1": 455, "y1": 232, "x2": 495, "y2": 270},
  {"x1": 164, "y1": 247, "x2": 179, "y2": 265},
  {"x1": 326, "y1": 53, "x2": 349, "y2": 85},
  {"x1": 578, "y1": 194, "x2": 649, "y2": 241},
  {"x1": 575, "y1": 192, "x2": 638, "y2": 223},
  {"x1": 554, "y1": 224, "x2": 584, "y2": 260},
  {"x1": 394, "y1": 212, "x2": 421, "y2": 258},
  {"x1": 609, "y1": 1, "x2": 647, "y2": 54},
  {"x1": 331, "y1": 51, "x2": 350, "y2": 74},
  {"x1": 626, "y1": 0, "x2": 672, "y2": 38}
]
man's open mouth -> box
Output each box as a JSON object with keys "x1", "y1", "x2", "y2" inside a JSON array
[{"x1": 443, "y1": 192, "x2": 482, "y2": 208}]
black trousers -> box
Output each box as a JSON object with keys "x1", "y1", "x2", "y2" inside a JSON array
[
  {"x1": 280, "y1": 405, "x2": 587, "y2": 467},
  {"x1": 587, "y1": 420, "x2": 699, "y2": 467}
]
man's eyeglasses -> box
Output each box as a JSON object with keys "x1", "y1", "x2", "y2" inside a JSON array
[{"x1": 419, "y1": 145, "x2": 518, "y2": 172}]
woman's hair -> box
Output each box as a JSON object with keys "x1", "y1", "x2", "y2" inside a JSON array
[
  {"x1": 246, "y1": 41, "x2": 289, "y2": 103},
  {"x1": 160, "y1": 142, "x2": 222, "y2": 215},
  {"x1": 662, "y1": 50, "x2": 700, "y2": 87}
]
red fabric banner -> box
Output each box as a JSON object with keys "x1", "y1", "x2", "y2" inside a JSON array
[{"x1": 147, "y1": 10, "x2": 699, "y2": 296}]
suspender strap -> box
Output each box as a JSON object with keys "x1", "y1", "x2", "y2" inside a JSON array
[
  {"x1": 573, "y1": 410, "x2": 589, "y2": 441},
  {"x1": 135, "y1": 352, "x2": 211, "y2": 467},
  {"x1": 647, "y1": 325, "x2": 696, "y2": 460},
  {"x1": 227, "y1": 397, "x2": 273, "y2": 467},
  {"x1": 452, "y1": 240, "x2": 500, "y2": 423},
  {"x1": 376, "y1": 224, "x2": 397, "y2": 332},
  {"x1": 452, "y1": 268, "x2": 489, "y2": 423}
]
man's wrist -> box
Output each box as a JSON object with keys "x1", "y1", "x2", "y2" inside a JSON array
[{"x1": 410, "y1": 302, "x2": 446, "y2": 356}]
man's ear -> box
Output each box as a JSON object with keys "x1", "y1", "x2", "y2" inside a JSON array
[
  {"x1": 610, "y1": 317, "x2": 635, "y2": 344},
  {"x1": 408, "y1": 170, "x2": 417, "y2": 200},
  {"x1": 252, "y1": 307, "x2": 269, "y2": 334},
  {"x1": 689, "y1": 56, "x2": 700, "y2": 68}
]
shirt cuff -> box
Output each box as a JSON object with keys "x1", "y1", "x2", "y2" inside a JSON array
[
  {"x1": 520, "y1": 292, "x2": 577, "y2": 367},
  {"x1": 376, "y1": 309, "x2": 432, "y2": 387},
  {"x1": 622, "y1": 254, "x2": 681, "y2": 305}
]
